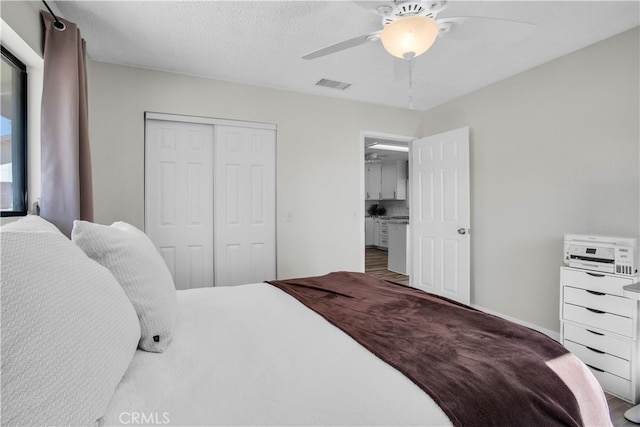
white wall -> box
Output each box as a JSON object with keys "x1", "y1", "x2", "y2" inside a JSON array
[
  {"x1": 87, "y1": 62, "x2": 422, "y2": 279},
  {"x1": 417, "y1": 27, "x2": 640, "y2": 332},
  {"x1": 0, "y1": 1, "x2": 42, "y2": 56}
]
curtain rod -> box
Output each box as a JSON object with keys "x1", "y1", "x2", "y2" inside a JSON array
[{"x1": 42, "y1": 0, "x2": 66, "y2": 31}]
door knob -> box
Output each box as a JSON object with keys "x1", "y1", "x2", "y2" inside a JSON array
[{"x1": 457, "y1": 227, "x2": 468, "y2": 235}]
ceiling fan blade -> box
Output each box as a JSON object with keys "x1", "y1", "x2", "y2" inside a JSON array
[
  {"x1": 302, "y1": 33, "x2": 378, "y2": 60},
  {"x1": 437, "y1": 16, "x2": 535, "y2": 42}
]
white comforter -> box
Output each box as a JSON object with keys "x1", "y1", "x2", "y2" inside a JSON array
[{"x1": 100, "y1": 283, "x2": 610, "y2": 426}]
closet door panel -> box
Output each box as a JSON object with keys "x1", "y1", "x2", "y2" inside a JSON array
[
  {"x1": 214, "y1": 125, "x2": 276, "y2": 286},
  {"x1": 145, "y1": 119, "x2": 215, "y2": 289}
]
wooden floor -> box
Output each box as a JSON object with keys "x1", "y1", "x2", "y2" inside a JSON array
[
  {"x1": 607, "y1": 394, "x2": 636, "y2": 427},
  {"x1": 364, "y1": 247, "x2": 637, "y2": 427},
  {"x1": 364, "y1": 247, "x2": 409, "y2": 285}
]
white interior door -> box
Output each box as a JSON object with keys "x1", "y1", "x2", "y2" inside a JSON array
[
  {"x1": 145, "y1": 119, "x2": 214, "y2": 290},
  {"x1": 214, "y1": 125, "x2": 276, "y2": 286},
  {"x1": 410, "y1": 127, "x2": 470, "y2": 304}
]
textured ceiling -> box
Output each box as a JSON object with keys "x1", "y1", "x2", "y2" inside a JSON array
[{"x1": 53, "y1": 1, "x2": 639, "y2": 111}]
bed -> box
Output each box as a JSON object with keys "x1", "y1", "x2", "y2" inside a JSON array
[{"x1": 1, "y1": 216, "x2": 612, "y2": 426}]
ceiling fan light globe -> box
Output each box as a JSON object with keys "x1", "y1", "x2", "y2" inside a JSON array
[{"x1": 380, "y1": 16, "x2": 439, "y2": 59}]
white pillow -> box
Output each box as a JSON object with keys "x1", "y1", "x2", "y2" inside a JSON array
[
  {"x1": 1, "y1": 214, "x2": 62, "y2": 233},
  {"x1": 72, "y1": 220, "x2": 178, "y2": 352},
  {"x1": 0, "y1": 221, "x2": 140, "y2": 426}
]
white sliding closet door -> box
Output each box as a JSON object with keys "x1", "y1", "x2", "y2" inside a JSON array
[
  {"x1": 214, "y1": 125, "x2": 276, "y2": 286},
  {"x1": 146, "y1": 116, "x2": 276, "y2": 289},
  {"x1": 145, "y1": 119, "x2": 214, "y2": 290}
]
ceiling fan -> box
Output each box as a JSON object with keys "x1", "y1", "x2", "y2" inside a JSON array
[{"x1": 302, "y1": 0, "x2": 535, "y2": 60}]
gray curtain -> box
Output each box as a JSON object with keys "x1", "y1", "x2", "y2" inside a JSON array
[{"x1": 40, "y1": 11, "x2": 93, "y2": 237}]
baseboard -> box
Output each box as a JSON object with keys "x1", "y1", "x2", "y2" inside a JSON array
[{"x1": 471, "y1": 304, "x2": 560, "y2": 342}]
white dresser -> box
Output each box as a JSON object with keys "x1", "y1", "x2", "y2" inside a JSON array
[{"x1": 560, "y1": 267, "x2": 640, "y2": 403}]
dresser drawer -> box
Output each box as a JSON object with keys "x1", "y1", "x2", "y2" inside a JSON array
[
  {"x1": 562, "y1": 268, "x2": 633, "y2": 297},
  {"x1": 563, "y1": 323, "x2": 632, "y2": 360},
  {"x1": 564, "y1": 340, "x2": 631, "y2": 380},
  {"x1": 564, "y1": 286, "x2": 635, "y2": 317},
  {"x1": 563, "y1": 303, "x2": 634, "y2": 337},
  {"x1": 587, "y1": 365, "x2": 633, "y2": 402}
]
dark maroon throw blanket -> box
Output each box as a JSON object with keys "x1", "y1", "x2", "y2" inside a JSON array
[{"x1": 267, "y1": 271, "x2": 583, "y2": 427}]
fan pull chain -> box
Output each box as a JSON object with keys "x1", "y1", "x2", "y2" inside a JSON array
[{"x1": 408, "y1": 58, "x2": 414, "y2": 110}]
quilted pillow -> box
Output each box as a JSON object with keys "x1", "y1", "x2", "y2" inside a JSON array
[
  {"x1": 72, "y1": 220, "x2": 177, "y2": 352},
  {"x1": 0, "y1": 218, "x2": 140, "y2": 426},
  {"x1": 1, "y1": 214, "x2": 62, "y2": 233}
]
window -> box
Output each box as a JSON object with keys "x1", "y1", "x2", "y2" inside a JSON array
[{"x1": 1, "y1": 46, "x2": 27, "y2": 216}]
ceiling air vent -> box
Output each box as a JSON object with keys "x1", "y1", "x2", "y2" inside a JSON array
[{"x1": 315, "y1": 78, "x2": 351, "y2": 91}]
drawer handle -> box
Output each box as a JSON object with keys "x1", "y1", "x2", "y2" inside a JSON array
[
  {"x1": 586, "y1": 346, "x2": 605, "y2": 354},
  {"x1": 586, "y1": 329, "x2": 604, "y2": 336},
  {"x1": 586, "y1": 272, "x2": 606, "y2": 278},
  {"x1": 585, "y1": 364, "x2": 605, "y2": 373},
  {"x1": 586, "y1": 307, "x2": 606, "y2": 314},
  {"x1": 586, "y1": 290, "x2": 606, "y2": 296}
]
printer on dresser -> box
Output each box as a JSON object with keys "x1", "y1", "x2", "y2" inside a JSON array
[{"x1": 560, "y1": 234, "x2": 640, "y2": 414}]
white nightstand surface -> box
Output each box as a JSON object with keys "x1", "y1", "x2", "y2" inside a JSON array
[{"x1": 623, "y1": 282, "x2": 640, "y2": 423}]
